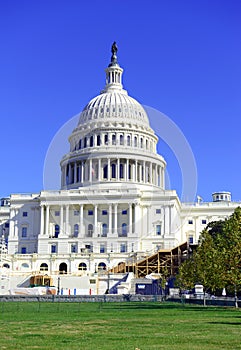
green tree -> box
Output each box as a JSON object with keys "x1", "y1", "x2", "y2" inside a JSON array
[{"x1": 177, "y1": 207, "x2": 241, "y2": 307}]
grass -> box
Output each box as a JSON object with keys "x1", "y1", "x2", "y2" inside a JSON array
[{"x1": 0, "y1": 301, "x2": 240, "y2": 349}]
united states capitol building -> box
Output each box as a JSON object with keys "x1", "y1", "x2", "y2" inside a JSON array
[{"x1": 0, "y1": 44, "x2": 239, "y2": 294}]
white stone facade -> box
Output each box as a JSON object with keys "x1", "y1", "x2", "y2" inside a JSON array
[{"x1": 0, "y1": 47, "x2": 240, "y2": 279}]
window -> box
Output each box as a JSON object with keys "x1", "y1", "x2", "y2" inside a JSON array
[
  {"x1": 100, "y1": 244, "x2": 106, "y2": 253},
  {"x1": 88, "y1": 210, "x2": 93, "y2": 216},
  {"x1": 4, "y1": 222, "x2": 9, "y2": 228},
  {"x1": 156, "y1": 209, "x2": 161, "y2": 214},
  {"x1": 119, "y1": 163, "x2": 124, "y2": 179},
  {"x1": 71, "y1": 244, "x2": 77, "y2": 253},
  {"x1": 127, "y1": 135, "x2": 131, "y2": 146},
  {"x1": 156, "y1": 224, "x2": 161, "y2": 235},
  {"x1": 78, "y1": 262, "x2": 87, "y2": 271},
  {"x1": 188, "y1": 236, "x2": 194, "y2": 244},
  {"x1": 87, "y1": 224, "x2": 93, "y2": 237},
  {"x1": 120, "y1": 243, "x2": 127, "y2": 253},
  {"x1": 102, "y1": 223, "x2": 108, "y2": 237},
  {"x1": 54, "y1": 225, "x2": 60, "y2": 238},
  {"x1": 122, "y1": 210, "x2": 127, "y2": 215},
  {"x1": 122, "y1": 223, "x2": 127, "y2": 236},
  {"x1": 111, "y1": 163, "x2": 116, "y2": 178},
  {"x1": 98, "y1": 262, "x2": 106, "y2": 270},
  {"x1": 51, "y1": 245, "x2": 57, "y2": 253},
  {"x1": 102, "y1": 210, "x2": 107, "y2": 215},
  {"x1": 97, "y1": 135, "x2": 101, "y2": 146},
  {"x1": 90, "y1": 135, "x2": 94, "y2": 147},
  {"x1": 55, "y1": 211, "x2": 60, "y2": 216},
  {"x1": 74, "y1": 224, "x2": 79, "y2": 237},
  {"x1": 120, "y1": 134, "x2": 124, "y2": 145},
  {"x1": 74, "y1": 210, "x2": 79, "y2": 216},
  {"x1": 21, "y1": 247, "x2": 27, "y2": 254},
  {"x1": 202, "y1": 219, "x2": 207, "y2": 225},
  {"x1": 40, "y1": 263, "x2": 48, "y2": 271},
  {"x1": 22, "y1": 227, "x2": 27, "y2": 238},
  {"x1": 188, "y1": 220, "x2": 193, "y2": 224},
  {"x1": 22, "y1": 211, "x2": 28, "y2": 217}
]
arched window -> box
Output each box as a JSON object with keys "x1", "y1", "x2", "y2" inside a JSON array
[
  {"x1": 111, "y1": 163, "x2": 116, "y2": 178},
  {"x1": 112, "y1": 134, "x2": 116, "y2": 145},
  {"x1": 120, "y1": 163, "x2": 124, "y2": 179},
  {"x1": 120, "y1": 134, "x2": 124, "y2": 145},
  {"x1": 40, "y1": 263, "x2": 48, "y2": 271},
  {"x1": 140, "y1": 138, "x2": 143, "y2": 148},
  {"x1": 127, "y1": 135, "x2": 131, "y2": 146},
  {"x1": 79, "y1": 139, "x2": 82, "y2": 149},
  {"x1": 102, "y1": 223, "x2": 108, "y2": 237},
  {"x1": 74, "y1": 224, "x2": 79, "y2": 237},
  {"x1": 104, "y1": 134, "x2": 108, "y2": 145},
  {"x1": 88, "y1": 224, "x2": 93, "y2": 237},
  {"x1": 98, "y1": 262, "x2": 106, "y2": 271},
  {"x1": 103, "y1": 164, "x2": 108, "y2": 179},
  {"x1": 90, "y1": 135, "x2": 94, "y2": 147},
  {"x1": 84, "y1": 137, "x2": 87, "y2": 148},
  {"x1": 21, "y1": 263, "x2": 29, "y2": 269},
  {"x1": 78, "y1": 262, "x2": 87, "y2": 271},
  {"x1": 3, "y1": 263, "x2": 10, "y2": 269},
  {"x1": 134, "y1": 136, "x2": 137, "y2": 147},
  {"x1": 59, "y1": 262, "x2": 67, "y2": 274},
  {"x1": 97, "y1": 135, "x2": 101, "y2": 146},
  {"x1": 122, "y1": 223, "x2": 127, "y2": 236},
  {"x1": 54, "y1": 225, "x2": 60, "y2": 238}
]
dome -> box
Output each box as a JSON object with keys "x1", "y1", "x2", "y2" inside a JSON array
[
  {"x1": 77, "y1": 42, "x2": 150, "y2": 129},
  {"x1": 78, "y1": 91, "x2": 150, "y2": 128}
]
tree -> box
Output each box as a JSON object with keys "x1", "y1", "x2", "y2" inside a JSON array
[{"x1": 177, "y1": 207, "x2": 241, "y2": 307}]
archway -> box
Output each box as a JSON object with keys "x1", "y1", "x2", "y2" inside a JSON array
[
  {"x1": 40, "y1": 263, "x2": 49, "y2": 272},
  {"x1": 59, "y1": 262, "x2": 67, "y2": 274}
]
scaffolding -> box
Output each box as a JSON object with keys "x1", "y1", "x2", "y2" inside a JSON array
[{"x1": 110, "y1": 242, "x2": 189, "y2": 278}]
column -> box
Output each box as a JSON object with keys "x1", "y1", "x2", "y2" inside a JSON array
[
  {"x1": 155, "y1": 164, "x2": 158, "y2": 186},
  {"x1": 65, "y1": 205, "x2": 69, "y2": 236},
  {"x1": 107, "y1": 158, "x2": 111, "y2": 180},
  {"x1": 139, "y1": 162, "x2": 142, "y2": 182},
  {"x1": 126, "y1": 159, "x2": 129, "y2": 181},
  {"x1": 129, "y1": 203, "x2": 132, "y2": 234},
  {"x1": 40, "y1": 206, "x2": 44, "y2": 236},
  {"x1": 94, "y1": 205, "x2": 98, "y2": 236},
  {"x1": 74, "y1": 163, "x2": 77, "y2": 183},
  {"x1": 79, "y1": 204, "x2": 84, "y2": 237},
  {"x1": 117, "y1": 158, "x2": 120, "y2": 180},
  {"x1": 89, "y1": 159, "x2": 92, "y2": 182},
  {"x1": 98, "y1": 159, "x2": 101, "y2": 181},
  {"x1": 108, "y1": 204, "x2": 112, "y2": 234},
  {"x1": 60, "y1": 205, "x2": 64, "y2": 236},
  {"x1": 81, "y1": 161, "x2": 84, "y2": 183},
  {"x1": 134, "y1": 203, "x2": 142, "y2": 237},
  {"x1": 9, "y1": 208, "x2": 15, "y2": 238},
  {"x1": 45, "y1": 205, "x2": 49, "y2": 236},
  {"x1": 143, "y1": 161, "x2": 146, "y2": 183},
  {"x1": 114, "y1": 204, "x2": 118, "y2": 235}
]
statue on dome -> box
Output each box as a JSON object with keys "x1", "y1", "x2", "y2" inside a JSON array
[
  {"x1": 111, "y1": 41, "x2": 118, "y2": 55},
  {"x1": 110, "y1": 41, "x2": 118, "y2": 65}
]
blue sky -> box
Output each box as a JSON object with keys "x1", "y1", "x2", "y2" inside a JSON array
[{"x1": 0, "y1": 0, "x2": 240, "y2": 202}]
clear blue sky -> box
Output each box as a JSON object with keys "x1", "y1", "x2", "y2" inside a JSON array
[{"x1": 0, "y1": 0, "x2": 240, "y2": 202}]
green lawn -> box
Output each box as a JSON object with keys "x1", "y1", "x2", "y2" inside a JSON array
[{"x1": 0, "y1": 301, "x2": 240, "y2": 349}]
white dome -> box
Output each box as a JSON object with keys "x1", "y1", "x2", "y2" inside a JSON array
[{"x1": 78, "y1": 91, "x2": 150, "y2": 128}]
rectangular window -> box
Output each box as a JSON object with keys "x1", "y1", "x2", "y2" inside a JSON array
[
  {"x1": 188, "y1": 220, "x2": 193, "y2": 224},
  {"x1": 122, "y1": 210, "x2": 127, "y2": 215},
  {"x1": 51, "y1": 245, "x2": 57, "y2": 253},
  {"x1": 156, "y1": 224, "x2": 161, "y2": 235},
  {"x1": 102, "y1": 210, "x2": 108, "y2": 215},
  {"x1": 156, "y1": 209, "x2": 161, "y2": 214},
  {"x1": 120, "y1": 243, "x2": 127, "y2": 253},
  {"x1": 202, "y1": 219, "x2": 207, "y2": 225},
  {"x1": 4, "y1": 222, "x2": 9, "y2": 228},
  {"x1": 22, "y1": 212, "x2": 28, "y2": 217},
  {"x1": 74, "y1": 210, "x2": 79, "y2": 216},
  {"x1": 55, "y1": 211, "x2": 60, "y2": 216},
  {"x1": 71, "y1": 244, "x2": 77, "y2": 253},
  {"x1": 188, "y1": 236, "x2": 194, "y2": 244},
  {"x1": 22, "y1": 227, "x2": 27, "y2": 238},
  {"x1": 100, "y1": 244, "x2": 106, "y2": 253},
  {"x1": 21, "y1": 247, "x2": 26, "y2": 254},
  {"x1": 88, "y1": 210, "x2": 93, "y2": 216}
]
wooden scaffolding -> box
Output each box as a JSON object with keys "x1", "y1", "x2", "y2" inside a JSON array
[{"x1": 110, "y1": 242, "x2": 189, "y2": 278}]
